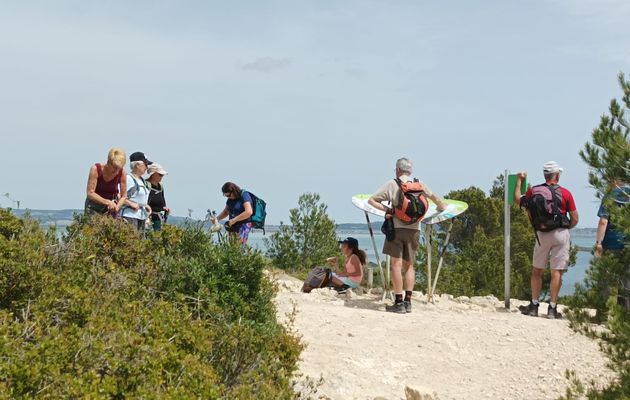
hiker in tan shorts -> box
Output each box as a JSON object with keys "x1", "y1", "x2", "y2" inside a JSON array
[
  {"x1": 369, "y1": 157, "x2": 446, "y2": 314},
  {"x1": 514, "y1": 161, "x2": 579, "y2": 319}
]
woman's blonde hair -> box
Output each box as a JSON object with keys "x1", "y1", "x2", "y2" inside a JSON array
[{"x1": 107, "y1": 148, "x2": 126, "y2": 169}]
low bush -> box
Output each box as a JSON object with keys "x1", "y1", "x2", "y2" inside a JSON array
[{"x1": 0, "y1": 211, "x2": 302, "y2": 399}]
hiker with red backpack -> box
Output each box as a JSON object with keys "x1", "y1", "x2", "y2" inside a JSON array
[
  {"x1": 368, "y1": 157, "x2": 447, "y2": 314},
  {"x1": 514, "y1": 161, "x2": 579, "y2": 319}
]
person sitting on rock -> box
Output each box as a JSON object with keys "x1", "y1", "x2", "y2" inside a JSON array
[{"x1": 326, "y1": 237, "x2": 366, "y2": 293}]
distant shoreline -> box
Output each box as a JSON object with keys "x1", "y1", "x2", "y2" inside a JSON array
[{"x1": 7, "y1": 208, "x2": 599, "y2": 234}]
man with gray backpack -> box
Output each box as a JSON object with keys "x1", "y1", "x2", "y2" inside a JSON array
[{"x1": 514, "y1": 161, "x2": 579, "y2": 319}]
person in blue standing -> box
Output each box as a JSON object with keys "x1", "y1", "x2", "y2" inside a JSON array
[
  {"x1": 594, "y1": 183, "x2": 630, "y2": 308},
  {"x1": 213, "y1": 182, "x2": 254, "y2": 245}
]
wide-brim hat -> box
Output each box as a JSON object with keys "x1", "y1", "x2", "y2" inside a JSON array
[{"x1": 147, "y1": 163, "x2": 168, "y2": 176}]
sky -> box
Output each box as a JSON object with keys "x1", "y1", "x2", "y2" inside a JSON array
[{"x1": 1, "y1": 1, "x2": 629, "y2": 227}]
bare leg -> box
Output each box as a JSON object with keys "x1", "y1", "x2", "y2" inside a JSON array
[
  {"x1": 403, "y1": 260, "x2": 415, "y2": 291},
  {"x1": 391, "y1": 256, "x2": 403, "y2": 294},
  {"x1": 550, "y1": 269, "x2": 564, "y2": 304},
  {"x1": 531, "y1": 267, "x2": 544, "y2": 301},
  {"x1": 330, "y1": 276, "x2": 346, "y2": 288}
]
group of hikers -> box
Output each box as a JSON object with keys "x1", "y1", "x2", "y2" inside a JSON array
[
  {"x1": 85, "y1": 148, "x2": 170, "y2": 234},
  {"x1": 84, "y1": 148, "x2": 262, "y2": 243},
  {"x1": 84, "y1": 150, "x2": 629, "y2": 315}
]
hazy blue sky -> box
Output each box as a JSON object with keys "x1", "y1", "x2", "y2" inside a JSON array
[{"x1": 1, "y1": 1, "x2": 629, "y2": 226}]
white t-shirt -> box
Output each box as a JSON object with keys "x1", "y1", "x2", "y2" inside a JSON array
[
  {"x1": 371, "y1": 174, "x2": 434, "y2": 230},
  {"x1": 121, "y1": 174, "x2": 150, "y2": 220}
]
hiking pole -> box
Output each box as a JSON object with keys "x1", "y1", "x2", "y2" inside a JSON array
[
  {"x1": 431, "y1": 220, "x2": 454, "y2": 299},
  {"x1": 364, "y1": 211, "x2": 389, "y2": 302}
]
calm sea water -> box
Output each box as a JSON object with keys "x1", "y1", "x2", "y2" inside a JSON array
[{"x1": 247, "y1": 230, "x2": 596, "y2": 296}]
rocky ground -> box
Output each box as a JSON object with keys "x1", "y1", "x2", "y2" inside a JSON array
[{"x1": 274, "y1": 274, "x2": 613, "y2": 400}]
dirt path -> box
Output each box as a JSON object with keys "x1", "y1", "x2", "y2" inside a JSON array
[{"x1": 275, "y1": 274, "x2": 613, "y2": 400}]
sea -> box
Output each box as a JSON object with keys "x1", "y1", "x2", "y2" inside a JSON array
[{"x1": 246, "y1": 229, "x2": 596, "y2": 296}]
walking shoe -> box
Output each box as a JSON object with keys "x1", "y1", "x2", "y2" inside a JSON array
[
  {"x1": 519, "y1": 302, "x2": 539, "y2": 317},
  {"x1": 385, "y1": 302, "x2": 407, "y2": 314},
  {"x1": 546, "y1": 305, "x2": 562, "y2": 319},
  {"x1": 404, "y1": 300, "x2": 412, "y2": 313}
]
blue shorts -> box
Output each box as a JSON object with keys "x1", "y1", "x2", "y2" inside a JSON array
[{"x1": 333, "y1": 273, "x2": 359, "y2": 288}]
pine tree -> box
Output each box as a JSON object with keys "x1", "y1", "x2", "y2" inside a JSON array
[{"x1": 563, "y1": 73, "x2": 630, "y2": 399}]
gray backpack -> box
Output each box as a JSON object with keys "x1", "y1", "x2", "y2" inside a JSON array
[{"x1": 302, "y1": 267, "x2": 332, "y2": 293}]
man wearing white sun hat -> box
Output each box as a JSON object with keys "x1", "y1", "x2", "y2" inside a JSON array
[{"x1": 514, "y1": 161, "x2": 579, "y2": 319}]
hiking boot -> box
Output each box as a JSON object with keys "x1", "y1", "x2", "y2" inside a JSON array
[
  {"x1": 519, "y1": 302, "x2": 539, "y2": 317},
  {"x1": 385, "y1": 302, "x2": 407, "y2": 314},
  {"x1": 547, "y1": 305, "x2": 562, "y2": 319},
  {"x1": 404, "y1": 300, "x2": 412, "y2": 313}
]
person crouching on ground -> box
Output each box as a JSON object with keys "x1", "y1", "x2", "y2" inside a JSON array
[
  {"x1": 147, "y1": 163, "x2": 169, "y2": 231},
  {"x1": 327, "y1": 237, "x2": 366, "y2": 292},
  {"x1": 85, "y1": 148, "x2": 127, "y2": 216},
  {"x1": 514, "y1": 161, "x2": 579, "y2": 319},
  {"x1": 121, "y1": 152, "x2": 152, "y2": 234},
  {"x1": 368, "y1": 157, "x2": 447, "y2": 314},
  {"x1": 213, "y1": 182, "x2": 254, "y2": 245}
]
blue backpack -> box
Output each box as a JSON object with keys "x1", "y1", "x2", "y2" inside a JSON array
[{"x1": 244, "y1": 190, "x2": 267, "y2": 233}]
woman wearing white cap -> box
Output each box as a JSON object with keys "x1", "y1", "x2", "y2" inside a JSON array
[{"x1": 147, "y1": 163, "x2": 169, "y2": 231}]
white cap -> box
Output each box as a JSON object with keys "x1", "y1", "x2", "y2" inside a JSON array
[
  {"x1": 543, "y1": 161, "x2": 563, "y2": 174},
  {"x1": 147, "y1": 163, "x2": 168, "y2": 176}
]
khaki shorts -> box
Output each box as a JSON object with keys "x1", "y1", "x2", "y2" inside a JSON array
[
  {"x1": 533, "y1": 229, "x2": 571, "y2": 270},
  {"x1": 383, "y1": 228, "x2": 420, "y2": 262}
]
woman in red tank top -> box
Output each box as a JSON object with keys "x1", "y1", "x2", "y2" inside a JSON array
[{"x1": 85, "y1": 148, "x2": 128, "y2": 215}]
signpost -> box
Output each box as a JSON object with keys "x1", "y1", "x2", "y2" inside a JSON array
[
  {"x1": 504, "y1": 170, "x2": 511, "y2": 309},
  {"x1": 504, "y1": 171, "x2": 528, "y2": 309}
]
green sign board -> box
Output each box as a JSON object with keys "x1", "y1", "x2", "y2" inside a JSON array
[{"x1": 507, "y1": 174, "x2": 528, "y2": 205}]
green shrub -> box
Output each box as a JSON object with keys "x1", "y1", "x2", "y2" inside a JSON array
[
  {"x1": 562, "y1": 73, "x2": 630, "y2": 399},
  {"x1": 433, "y1": 183, "x2": 539, "y2": 300},
  {"x1": 0, "y1": 211, "x2": 302, "y2": 399},
  {"x1": 265, "y1": 193, "x2": 338, "y2": 272}
]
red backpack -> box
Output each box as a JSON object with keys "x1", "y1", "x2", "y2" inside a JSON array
[{"x1": 393, "y1": 178, "x2": 429, "y2": 224}]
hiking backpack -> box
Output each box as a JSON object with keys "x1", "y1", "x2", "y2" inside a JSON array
[
  {"x1": 301, "y1": 267, "x2": 332, "y2": 293},
  {"x1": 394, "y1": 178, "x2": 429, "y2": 224},
  {"x1": 244, "y1": 190, "x2": 267, "y2": 233},
  {"x1": 522, "y1": 184, "x2": 571, "y2": 232}
]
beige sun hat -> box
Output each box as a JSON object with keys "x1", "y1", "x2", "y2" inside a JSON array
[{"x1": 147, "y1": 163, "x2": 168, "y2": 176}]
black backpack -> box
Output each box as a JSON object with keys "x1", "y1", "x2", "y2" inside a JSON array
[{"x1": 522, "y1": 184, "x2": 571, "y2": 232}]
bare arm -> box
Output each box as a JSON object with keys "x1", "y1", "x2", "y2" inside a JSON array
[
  {"x1": 514, "y1": 172, "x2": 526, "y2": 206},
  {"x1": 368, "y1": 197, "x2": 389, "y2": 213},
  {"x1": 229, "y1": 202, "x2": 253, "y2": 225},
  {"x1": 568, "y1": 210, "x2": 579, "y2": 229},
  {"x1": 86, "y1": 166, "x2": 116, "y2": 209},
  {"x1": 429, "y1": 192, "x2": 447, "y2": 212},
  {"x1": 116, "y1": 172, "x2": 127, "y2": 212},
  {"x1": 216, "y1": 206, "x2": 229, "y2": 221},
  {"x1": 595, "y1": 217, "x2": 607, "y2": 257}
]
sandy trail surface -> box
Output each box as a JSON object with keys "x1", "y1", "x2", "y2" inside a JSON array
[{"x1": 275, "y1": 274, "x2": 613, "y2": 400}]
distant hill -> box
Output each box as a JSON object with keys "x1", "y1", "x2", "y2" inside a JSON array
[{"x1": 6, "y1": 209, "x2": 598, "y2": 234}]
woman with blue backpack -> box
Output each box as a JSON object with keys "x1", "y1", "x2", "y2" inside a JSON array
[{"x1": 213, "y1": 182, "x2": 263, "y2": 245}]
